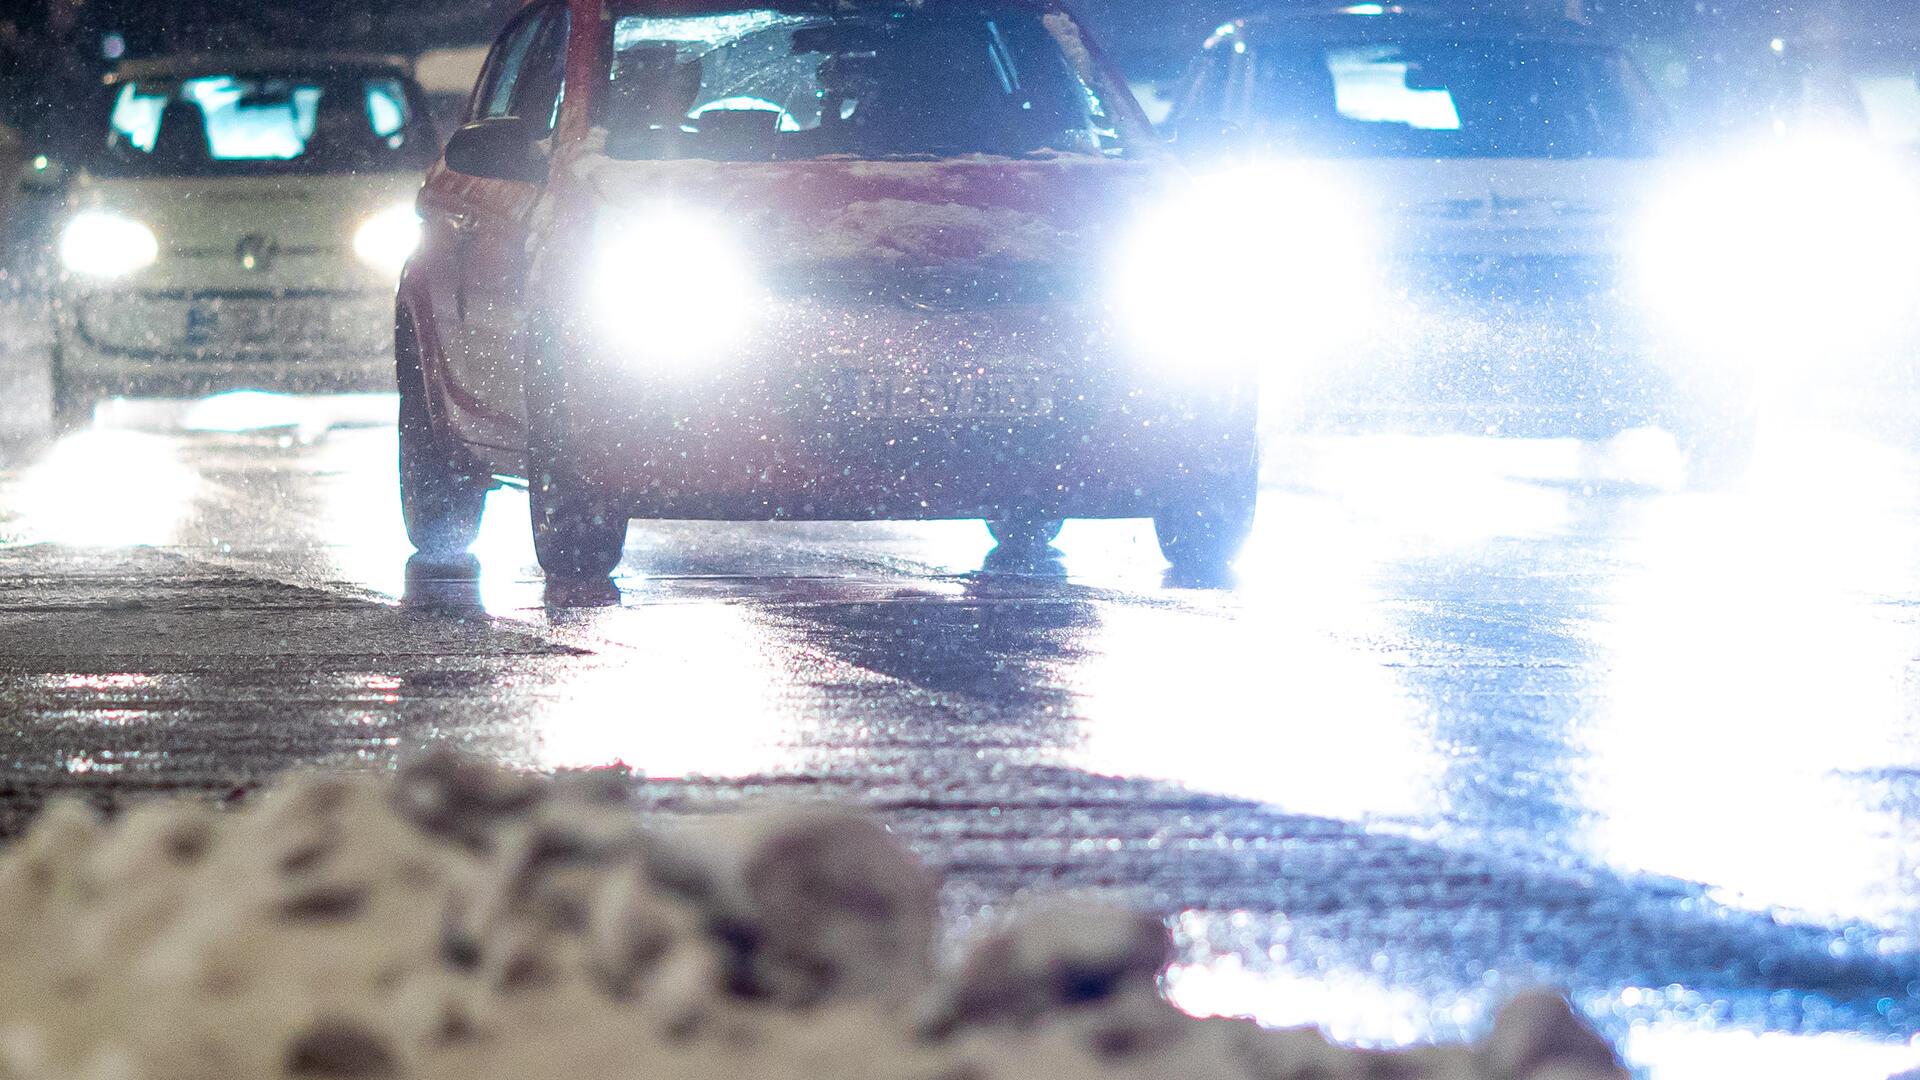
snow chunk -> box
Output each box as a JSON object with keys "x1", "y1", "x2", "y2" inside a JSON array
[{"x1": 0, "y1": 753, "x2": 1630, "y2": 1080}]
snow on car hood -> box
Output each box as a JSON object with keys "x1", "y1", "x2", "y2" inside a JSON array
[{"x1": 567, "y1": 135, "x2": 1171, "y2": 271}]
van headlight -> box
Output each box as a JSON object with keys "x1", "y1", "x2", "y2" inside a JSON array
[
  {"x1": 1116, "y1": 162, "x2": 1382, "y2": 369},
  {"x1": 589, "y1": 206, "x2": 762, "y2": 367},
  {"x1": 60, "y1": 212, "x2": 159, "y2": 278},
  {"x1": 353, "y1": 203, "x2": 421, "y2": 276},
  {"x1": 1632, "y1": 140, "x2": 1920, "y2": 360}
]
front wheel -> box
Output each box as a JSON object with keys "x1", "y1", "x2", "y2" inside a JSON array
[
  {"x1": 529, "y1": 465, "x2": 629, "y2": 580},
  {"x1": 1674, "y1": 410, "x2": 1760, "y2": 491},
  {"x1": 986, "y1": 517, "x2": 1065, "y2": 551},
  {"x1": 48, "y1": 342, "x2": 98, "y2": 432},
  {"x1": 525, "y1": 323, "x2": 628, "y2": 580},
  {"x1": 397, "y1": 318, "x2": 487, "y2": 556},
  {"x1": 1154, "y1": 452, "x2": 1259, "y2": 574}
]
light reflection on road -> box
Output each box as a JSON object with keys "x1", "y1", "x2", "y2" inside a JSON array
[
  {"x1": 4, "y1": 392, "x2": 1919, "y2": 1078},
  {"x1": 1584, "y1": 432, "x2": 1920, "y2": 928},
  {"x1": 13, "y1": 428, "x2": 198, "y2": 547},
  {"x1": 531, "y1": 602, "x2": 800, "y2": 777}
]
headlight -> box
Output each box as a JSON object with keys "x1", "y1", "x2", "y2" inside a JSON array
[
  {"x1": 589, "y1": 207, "x2": 761, "y2": 366},
  {"x1": 353, "y1": 203, "x2": 421, "y2": 276},
  {"x1": 1116, "y1": 162, "x2": 1381, "y2": 368},
  {"x1": 59, "y1": 212, "x2": 158, "y2": 278},
  {"x1": 1632, "y1": 139, "x2": 1920, "y2": 360}
]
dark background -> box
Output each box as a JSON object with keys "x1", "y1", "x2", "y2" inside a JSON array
[
  {"x1": 0, "y1": 0, "x2": 1884, "y2": 62},
  {"x1": 0, "y1": 0, "x2": 1906, "y2": 137}
]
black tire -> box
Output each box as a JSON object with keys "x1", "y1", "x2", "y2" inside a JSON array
[
  {"x1": 525, "y1": 320, "x2": 628, "y2": 579},
  {"x1": 1669, "y1": 368, "x2": 1761, "y2": 491},
  {"x1": 986, "y1": 517, "x2": 1065, "y2": 550},
  {"x1": 1676, "y1": 411, "x2": 1760, "y2": 491},
  {"x1": 48, "y1": 343, "x2": 97, "y2": 432},
  {"x1": 397, "y1": 316, "x2": 487, "y2": 556},
  {"x1": 1154, "y1": 449, "x2": 1259, "y2": 574}
]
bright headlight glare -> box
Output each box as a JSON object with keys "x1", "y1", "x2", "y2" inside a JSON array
[
  {"x1": 590, "y1": 207, "x2": 761, "y2": 365},
  {"x1": 354, "y1": 203, "x2": 421, "y2": 276},
  {"x1": 1633, "y1": 138, "x2": 1920, "y2": 359},
  {"x1": 59, "y1": 212, "x2": 159, "y2": 278},
  {"x1": 1118, "y1": 162, "x2": 1381, "y2": 366}
]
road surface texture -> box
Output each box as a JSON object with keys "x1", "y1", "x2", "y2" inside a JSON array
[{"x1": 0, "y1": 380, "x2": 1917, "y2": 1077}]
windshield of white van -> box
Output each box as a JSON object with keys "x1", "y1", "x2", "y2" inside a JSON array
[
  {"x1": 603, "y1": 5, "x2": 1135, "y2": 161},
  {"x1": 1178, "y1": 37, "x2": 1666, "y2": 159},
  {"x1": 99, "y1": 72, "x2": 438, "y2": 176}
]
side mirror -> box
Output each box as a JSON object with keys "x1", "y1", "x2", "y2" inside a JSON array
[
  {"x1": 444, "y1": 118, "x2": 548, "y2": 183},
  {"x1": 18, "y1": 153, "x2": 67, "y2": 194}
]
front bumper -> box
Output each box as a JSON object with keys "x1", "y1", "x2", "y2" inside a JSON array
[
  {"x1": 1292, "y1": 258, "x2": 1695, "y2": 440},
  {"x1": 54, "y1": 287, "x2": 394, "y2": 396},
  {"x1": 547, "y1": 287, "x2": 1256, "y2": 522}
]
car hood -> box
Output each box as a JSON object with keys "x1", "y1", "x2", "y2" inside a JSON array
[
  {"x1": 566, "y1": 149, "x2": 1172, "y2": 274},
  {"x1": 1312, "y1": 157, "x2": 1655, "y2": 260}
]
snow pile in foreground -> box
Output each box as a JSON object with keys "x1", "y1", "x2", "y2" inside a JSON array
[{"x1": 0, "y1": 753, "x2": 1628, "y2": 1080}]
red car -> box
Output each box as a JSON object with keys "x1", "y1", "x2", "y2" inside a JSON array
[{"x1": 397, "y1": 0, "x2": 1259, "y2": 578}]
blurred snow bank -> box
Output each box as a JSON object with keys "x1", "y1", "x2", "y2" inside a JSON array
[{"x1": 0, "y1": 751, "x2": 1631, "y2": 1080}]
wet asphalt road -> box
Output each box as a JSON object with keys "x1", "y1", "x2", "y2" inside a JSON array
[{"x1": 1, "y1": 377, "x2": 1919, "y2": 1077}]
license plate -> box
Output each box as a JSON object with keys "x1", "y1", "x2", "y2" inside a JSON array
[
  {"x1": 835, "y1": 367, "x2": 1055, "y2": 419},
  {"x1": 184, "y1": 300, "x2": 326, "y2": 346}
]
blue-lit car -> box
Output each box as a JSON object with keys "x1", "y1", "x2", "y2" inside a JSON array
[{"x1": 1160, "y1": 7, "x2": 1779, "y2": 476}]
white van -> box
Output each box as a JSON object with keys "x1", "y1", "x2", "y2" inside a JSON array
[{"x1": 49, "y1": 52, "x2": 437, "y2": 425}]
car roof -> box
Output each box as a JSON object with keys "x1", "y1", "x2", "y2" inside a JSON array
[
  {"x1": 108, "y1": 51, "x2": 414, "y2": 84},
  {"x1": 1215, "y1": 5, "x2": 1622, "y2": 49}
]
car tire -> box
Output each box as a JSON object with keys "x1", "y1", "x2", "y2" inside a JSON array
[
  {"x1": 1678, "y1": 421, "x2": 1758, "y2": 491},
  {"x1": 525, "y1": 318, "x2": 628, "y2": 580},
  {"x1": 48, "y1": 343, "x2": 97, "y2": 432},
  {"x1": 1154, "y1": 449, "x2": 1259, "y2": 574},
  {"x1": 1672, "y1": 379, "x2": 1761, "y2": 491},
  {"x1": 986, "y1": 517, "x2": 1065, "y2": 550},
  {"x1": 397, "y1": 315, "x2": 488, "y2": 556}
]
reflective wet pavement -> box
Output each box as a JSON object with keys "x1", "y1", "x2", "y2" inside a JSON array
[{"x1": 1, "y1": 396, "x2": 1918, "y2": 1079}]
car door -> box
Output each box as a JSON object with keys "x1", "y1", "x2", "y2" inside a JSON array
[{"x1": 434, "y1": 2, "x2": 567, "y2": 452}]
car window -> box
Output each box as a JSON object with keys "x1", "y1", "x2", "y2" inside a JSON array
[
  {"x1": 473, "y1": 11, "x2": 547, "y2": 122},
  {"x1": 100, "y1": 72, "x2": 436, "y2": 176},
  {"x1": 1854, "y1": 72, "x2": 1920, "y2": 144},
  {"x1": 1176, "y1": 36, "x2": 1666, "y2": 159},
  {"x1": 509, "y1": 6, "x2": 572, "y2": 130},
  {"x1": 603, "y1": 4, "x2": 1135, "y2": 161},
  {"x1": 1793, "y1": 43, "x2": 1920, "y2": 147}
]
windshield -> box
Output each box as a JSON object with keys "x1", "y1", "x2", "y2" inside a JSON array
[
  {"x1": 603, "y1": 5, "x2": 1134, "y2": 161},
  {"x1": 1176, "y1": 35, "x2": 1665, "y2": 159},
  {"x1": 98, "y1": 72, "x2": 437, "y2": 176},
  {"x1": 1784, "y1": 42, "x2": 1920, "y2": 148}
]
